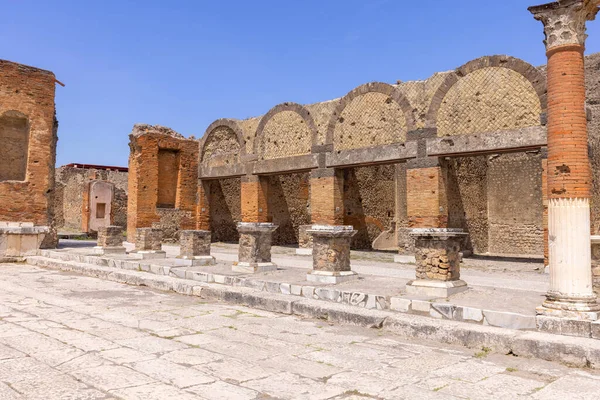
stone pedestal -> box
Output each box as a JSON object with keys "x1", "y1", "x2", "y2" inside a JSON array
[
  {"x1": 129, "y1": 228, "x2": 166, "y2": 260},
  {"x1": 306, "y1": 225, "x2": 357, "y2": 284},
  {"x1": 0, "y1": 222, "x2": 48, "y2": 260},
  {"x1": 234, "y1": 222, "x2": 278, "y2": 273},
  {"x1": 296, "y1": 225, "x2": 313, "y2": 255},
  {"x1": 592, "y1": 236, "x2": 600, "y2": 296},
  {"x1": 175, "y1": 230, "x2": 215, "y2": 266},
  {"x1": 406, "y1": 228, "x2": 468, "y2": 298},
  {"x1": 93, "y1": 226, "x2": 125, "y2": 255}
]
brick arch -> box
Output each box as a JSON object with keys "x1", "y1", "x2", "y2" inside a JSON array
[
  {"x1": 325, "y1": 82, "x2": 416, "y2": 150},
  {"x1": 200, "y1": 119, "x2": 246, "y2": 166},
  {"x1": 253, "y1": 102, "x2": 318, "y2": 159},
  {"x1": 425, "y1": 55, "x2": 547, "y2": 131}
]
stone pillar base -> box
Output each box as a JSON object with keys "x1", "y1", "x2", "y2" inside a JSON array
[
  {"x1": 394, "y1": 254, "x2": 416, "y2": 264},
  {"x1": 536, "y1": 306, "x2": 598, "y2": 321},
  {"x1": 233, "y1": 262, "x2": 278, "y2": 274},
  {"x1": 93, "y1": 246, "x2": 126, "y2": 255},
  {"x1": 307, "y1": 225, "x2": 357, "y2": 282},
  {"x1": 129, "y1": 250, "x2": 167, "y2": 260},
  {"x1": 296, "y1": 248, "x2": 313, "y2": 256},
  {"x1": 236, "y1": 222, "x2": 278, "y2": 274},
  {"x1": 306, "y1": 270, "x2": 358, "y2": 284},
  {"x1": 406, "y1": 279, "x2": 468, "y2": 298},
  {"x1": 174, "y1": 256, "x2": 216, "y2": 266}
]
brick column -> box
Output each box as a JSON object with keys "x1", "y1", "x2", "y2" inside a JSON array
[
  {"x1": 235, "y1": 175, "x2": 278, "y2": 273},
  {"x1": 530, "y1": 0, "x2": 600, "y2": 318},
  {"x1": 196, "y1": 180, "x2": 211, "y2": 231},
  {"x1": 406, "y1": 163, "x2": 448, "y2": 229},
  {"x1": 306, "y1": 168, "x2": 358, "y2": 283}
]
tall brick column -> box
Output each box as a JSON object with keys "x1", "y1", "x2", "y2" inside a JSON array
[
  {"x1": 530, "y1": 0, "x2": 600, "y2": 318},
  {"x1": 406, "y1": 164, "x2": 448, "y2": 229},
  {"x1": 234, "y1": 175, "x2": 278, "y2": 273},
  {"x1": 196, "y1": 180, "x2": 211, "y2": 231},
  {"x1": 307, "y1": 168, "x2": 358, "y2": 283}
]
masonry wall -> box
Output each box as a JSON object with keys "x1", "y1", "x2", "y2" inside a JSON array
[
  {"x1": 127, "y1": 125, "x2": 198, "y2": 243},
  {"x1": 209, "y1": 178, "x2": 241, "y2": 242},
  {"x1": 344, "y1": 165, "x2": 396, "y2": 249},
  {"x1": 54, "y1": 166, "x2": 128, "y2": 232},
  {"x1": 269, "y1": 172, "x2": 310, "y2": 246},
  {"x1": 0, "y1": 60, "x2": 58, "y2": 247}
]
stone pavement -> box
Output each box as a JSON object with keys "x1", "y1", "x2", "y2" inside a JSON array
[{"x1": 0, "y1": 263, "x2": 598, "y2": 399}]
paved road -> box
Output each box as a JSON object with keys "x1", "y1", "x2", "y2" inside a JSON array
[{"x1": 0, "y1": 263, "x2": 597, "y2": 399}]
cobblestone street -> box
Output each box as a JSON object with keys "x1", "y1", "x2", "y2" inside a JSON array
[{"x1": 0, "y1": 264, "x2": 595, "y2": 399}]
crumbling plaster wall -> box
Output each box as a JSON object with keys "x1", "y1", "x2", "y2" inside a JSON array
[
  {"x1": 54, "y1": 166, "x2": 128, "y2": 232},
  {"x1": 0, "y1": 60, "x2": 58, "y2": 248}
]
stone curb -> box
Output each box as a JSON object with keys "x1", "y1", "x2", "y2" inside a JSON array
[
  {"x1": 24, "y1": 255, "x2": 600, "y2": 369},
  {"x1": 36, "y1": 250, "x2": 542, "y2": 333}
]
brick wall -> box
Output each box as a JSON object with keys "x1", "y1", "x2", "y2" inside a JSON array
[
  {"x1": 127, "y1": 125, "x2": 198, "y2": 242},
  {"x1": 269, "y1": 172, "x2": 310, "y2": 245},
  {"x1": 0, "y1": 60, "x2": 58, "y2": 247},
  {"x1": 209, "y1": 177, "x2": 241, "y2": 242}
]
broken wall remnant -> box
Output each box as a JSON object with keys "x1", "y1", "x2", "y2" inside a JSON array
[
  {"x1": 54, "y1": 165, "x2": 128, "y2": 234},
  {"x1": 0, "y1": 59, "x2": 59, "y2": 248},
  {"x1": 127, "y1": 124, "x2": 198, "y2": 243}
]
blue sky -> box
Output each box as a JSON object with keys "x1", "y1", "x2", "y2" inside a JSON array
[{"x1": 3, "y1": 0, "x2": 600, "y2": 167}]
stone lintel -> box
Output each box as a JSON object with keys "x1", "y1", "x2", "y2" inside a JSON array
[
  {"x1": 426, "y1": 126, "x2": 547, "y2": 158},
  {"x1": 326, "y1": 141, "x2": 417, "y2": 168},
  {"x1": 199, "y1": 163, "x2": 246, "y2": 180},
  {"x1": 406, "y1": 156, "x2": 442, "y2": 170},
  {"x1": 253, "y1": 154, "x2": 318, "y2": 175},
  {"x1": 311, "y1": 144, "x2": 333, "y2": 153}
]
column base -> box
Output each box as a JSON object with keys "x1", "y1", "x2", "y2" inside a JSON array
[
  {"x1": 536, "y1": 293, "x2": 600, "y2": 320},
  {"x1": 536, "y1": 306, "x2": 598, "y2": 321},
  {"x1": 93, "y1": 246, "x2": 126, "y2": 255},
  {"x1": 406, "y1": 279, "x2": 468, "y2": 298},
  {"x1": 306, "y1": 270, "x2": 358, "y2": 284},
  {"x1": 129, "y1": 250, "x2": 166, "y2": 260},
  {"x1": 296, "y1": 248, "x2": 313, "y2": 255},
  {"x1": 174, "y1": 256, "x2": 215, "y2": 266},
  {"x1": 232, "y1": 261, "x2": 278, "y2": 274},
  {"x1": 394, "y1": 254, "x2": 416, "y2": 264}
]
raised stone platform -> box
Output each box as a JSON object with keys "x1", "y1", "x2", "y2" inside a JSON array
[{"x1": 0, "y1": 222, "x2": 48, "y2": 260}]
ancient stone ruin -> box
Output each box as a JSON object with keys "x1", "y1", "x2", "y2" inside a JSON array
[{"x1": 0, "y1": 60, "x2": 59, "y2": 258}]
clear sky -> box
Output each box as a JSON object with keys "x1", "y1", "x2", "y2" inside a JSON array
[{"x1": 3, "y1": 0, "x2": 600, "y2": 167}]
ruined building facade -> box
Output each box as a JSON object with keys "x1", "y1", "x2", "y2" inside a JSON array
[
  {"x1": 0, "y1": 60, "x2": 59, "y2": 248},
  {"x1": 126, "y1": 53, "x2": 600, "y2": 262}
]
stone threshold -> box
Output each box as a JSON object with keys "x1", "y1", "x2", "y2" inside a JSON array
[
  {"x1": 23, "y1": 253, "x2": 600, "y2": 369},
  {"x1": 34, "y1": 249, "x2": 596, "y2": 340}
]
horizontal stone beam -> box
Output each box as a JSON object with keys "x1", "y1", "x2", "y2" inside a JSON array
[
  {"x1": 253, "y1": 154, "x2": 318, "y2": 175},
  {"x1": 199, "y1": 163, "x2": 247, "y2": 180},
  {"x1": 326, "y1": 142, "x2": 418, "y2": 168},
  {"x1": 426, "y1": 126, "x2": 547, "y2": 157}
]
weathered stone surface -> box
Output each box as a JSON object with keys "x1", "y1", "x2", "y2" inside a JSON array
[
  {"x1": 235, "y1": 222, "x2": 278, "y2": 273},
  {"x1": 179, "y1": 230, "x2": 211, "y2": 258},
  {"x1": 97, "y1": 226, "x2": 123, "y2": 248},
  {"x1": 308, "y1": 225, "x2": 356, "y2": 274},
  {"x1": 134, "y1": 228, "x2": 163, "y2": 251}
]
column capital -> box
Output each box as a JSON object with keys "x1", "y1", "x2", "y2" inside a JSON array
[{"x1": 529, "y1": 0, "x2": 600, "y2": 50}]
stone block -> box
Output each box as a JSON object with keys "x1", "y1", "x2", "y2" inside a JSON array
[
  {"x1": 290, "y1": 285, "x2": 303, "y2": 296},
  {"x1": 411, "y1": 300, "x2": 431, "y2": 313},
  {"x1": 430, "y1": 303, "x2": 455, "y2": 319},
  {"x1": 129, "y1": 251, "x2": 166, "y2": 260},
  {"x1": 280, "y1": 283, "x2": 291, "y2": 295},
  {"x1": 394, "y1": 254, "x2": 416, "y2": 264},
  {"x1": 483, "y1": 310, "x2": 536, "y2": 330},
  {"x1": 537, "y1": 316, "x2": 592, "y2": 338},
  {"x1": 454, "y1": 306, "x2": 484, "y2": 323},
  {"x1": 173, "y1": 256, "x2": 215, "y2": 266},
  {"x1": 409, "y1": 228, "x2": 467, "y2": 282},
  {"x1": 308, "y1": 225, "x2": 356, "y2": 276},
  {"x1": 390, "y1": 297, "x2": 411, "y2": 312},
  {"x1": 97, "y1": 226, "x2": 124, "y2": 248},
  {"x1": 134, "y1": 228, "x2": 163, "y2": 251},
  {"x1": 405, "y1": 279, "x2": 468, "y2": 298},
  {"x1": 179, "y1": 230, "x2": 211, "y2": 258}
]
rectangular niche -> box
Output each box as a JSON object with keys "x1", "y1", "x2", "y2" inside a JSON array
[
  {"x1": 96, "y1": 203, "x2": 106, "y2": 219},
  {"x1": 0, "y1": 111, "x2": 29, "y2": 181},
  {"x1": 157, "y1": 148, "x2": 180, "y2": 208}
]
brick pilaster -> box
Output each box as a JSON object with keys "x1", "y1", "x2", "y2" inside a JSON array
[
  {"x1": 196, "y1": 180, "x2": 211, "y2": 231},
  {"x1": 406, "y1": 162, "x2": 448, "y2": 229},
  {"x1": 310, "y1": 168, "x2": 344, "y2": 225},
  {"x1": 240, "y1": 175, "x2": 269, "y2": 223}
]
